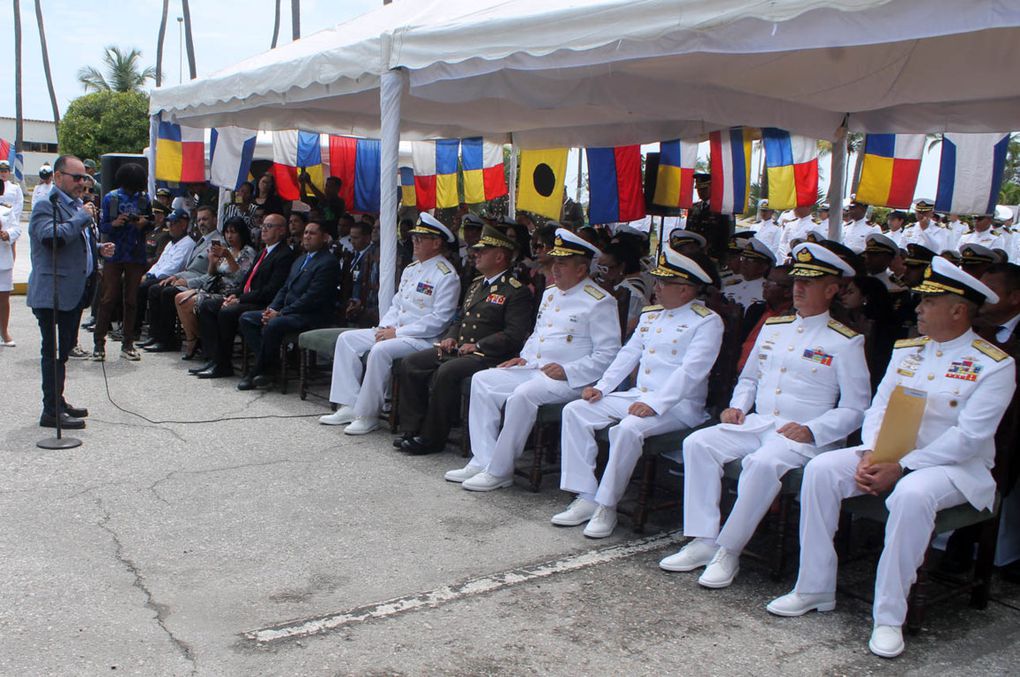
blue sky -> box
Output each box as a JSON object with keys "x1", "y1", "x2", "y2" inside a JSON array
[{"x1": 0, "y1": 0, "x2": 379, "y2": 120}]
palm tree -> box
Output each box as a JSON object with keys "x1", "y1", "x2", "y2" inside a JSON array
[
  {"x1": 271, "y1": 0, "x2": 282, "y2": 48},
  {"x1": 291, "y1": 0, "x2": 301, "y2": 40},
  {"x1": 181, "y1": 0, "x2": 197, "y2": 80},
  {"x1": 34, "y1": 0, "x2": 60, "y2": 130},
  {"x1": 77, "y1": 46, "x2": 156, "y2": 93},
  {"x1": 155, "y1": 0, "x2": 169, "y2": 86},
  {"x1": 13, "y1": 0, "x2": 23, "y2": 178}
]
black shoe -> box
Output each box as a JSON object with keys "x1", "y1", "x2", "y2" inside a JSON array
[
  {"x1": 189, "y1": 361, "x2": 217, "y2": 375},
  {"x1": 402, "y1": 436, "x2": 443, "y2": 455},
  {"x1": 252, "y1": 374, "x2": 273, "y2": 389},
  {"x1": 39, "y1": 412, "x2": 86, "y2": 430},
  {"x1": 237, "y1": 375, "x2": 256, "y2": 391},
  {"x1": 393, "y1": 433, "x2": 414, "y2": 449},
  {"x1": 144, "y1": 342, "x2": 171, "y2": 352},
  {"x1": 197, "y1": 367, "x2": 233, "y2": 379},
  {"x1": 137, "y1": 337, "x2": 156, "y2": 348},
  {"x1": 62, "y1": 402, "x2": 89, "y2": 418}
]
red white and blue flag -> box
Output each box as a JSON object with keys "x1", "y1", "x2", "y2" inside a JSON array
[
  {"x1": 328, "y1": 135, "x2": 381, "y2": 213},
  {"x1": 935, "y1": 132, "x2": 1011, "y2": 216}
]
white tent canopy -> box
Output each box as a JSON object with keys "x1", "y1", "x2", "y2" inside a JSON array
[{"x1": 149, "y1": 0, "x2": 1020, "y2": 312}]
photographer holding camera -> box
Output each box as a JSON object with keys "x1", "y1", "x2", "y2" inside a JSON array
[{"x1": 92, "y1": 163, "x2": 152, "y2": 361}]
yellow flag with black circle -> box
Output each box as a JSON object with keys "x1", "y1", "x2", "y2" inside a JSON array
[{"x1": 517, "y1": 148, "x2": 568, "y2": 219}]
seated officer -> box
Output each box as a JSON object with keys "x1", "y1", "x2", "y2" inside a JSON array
[
  {"x1": 767, "y1": 256, "x2": 1015, "y2": 659},
  {"x1": 660, "y1": 243, "x2": 871, "y2": 587},
  {"x1": 444, "y1": 228, "x2": 621, "y2": 491},
  {"x1": 555, "y1": 246, "x2": 723, "y2": 538},
  {"x1": 396, "y1": 225, "x2": 534, "y2": 454},
  {"x1": 319, "y1": 213, "x2": 460, "y2": 435}
]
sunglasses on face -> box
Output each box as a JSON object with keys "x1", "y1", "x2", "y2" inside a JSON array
[{"x1": 58, "y1": 171, "x2": 88, "y2": 182}]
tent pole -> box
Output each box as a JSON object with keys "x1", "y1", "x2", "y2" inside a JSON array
[
  {"x1": 827, "y1": 119, "x2": 848, "y2": 241},
  {"x1": 508, "y1": 137, "x2": 518, "y2": 220},
  {"x1": 378, "y1": 68, "x2": 406, "y2": 317},
  {"x1": 147, "y1": 114, "x2": 159, "y2": 198},
  {"x1": 575, "y1": 147, "x2": 583, "y2": 202}
]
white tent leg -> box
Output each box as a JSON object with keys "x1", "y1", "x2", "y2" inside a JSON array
[
  {"x1": 508, "y1": 138, "x2": 518, "y2": 220},
  {"x1": 827, "y1": 122, "x2": 847, "y2": 241},
  {"x1": 379, "y1": 68, "x2": 407, "y2": 317},
  {"x1": 148, "y1": 114, "x2": 159, "y2": 198}
]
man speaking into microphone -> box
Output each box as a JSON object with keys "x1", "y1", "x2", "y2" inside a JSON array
[{"x1": 27, "y1": 155, "x2": 113, "y2": 429}]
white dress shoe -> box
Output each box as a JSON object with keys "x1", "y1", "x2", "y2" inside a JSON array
[
  {"x1": 444, "y1": 464, "x2": 484, "y2": 483},
  {"x1": 869, "y1": 625, "x2": 904, "y2": 658},
  {"x1": 698, "y1": 547, "x2": 740, "y2": 588},
  {"x1": 344, "y1": 417, "x2": 380, "y2": 435},
  {"x1": 766, "y1": 591, "x2": 836, "y2": 617},
  {"x1": 551, "y1": 497, "x2": 598, "y2": 526},
  {"x1": 319, "y1": 405, "x2": 356, "y2": 426},
  {"x1": 461, "y1": 471, "x2": 513, "y2": 492},
  {"x1": 582, "y1": 505, "x2": 617, "y2": 538},
  {"x1": 659, "y1": 538, "x2": 719, "y2": 572}
]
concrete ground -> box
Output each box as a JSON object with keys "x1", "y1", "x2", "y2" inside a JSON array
[{"x1": 1, "y1": 298, "x2": 1018, "y2": 676}]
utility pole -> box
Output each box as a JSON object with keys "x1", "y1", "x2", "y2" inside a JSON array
[{"x1": 177, "y1": 16, "x2": 183, "y2": 84}]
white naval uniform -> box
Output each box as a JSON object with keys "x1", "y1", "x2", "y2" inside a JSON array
[
  {"x1": 725, "y1": 276, "x2": 765, "y2": 309},
  {"x1": 777, "y1": 216, "x2": 817, "y2": 260},
  {"x1": 900, "y1": 223, "x2": 947, "y2": 253},
  {"x1": 870, "y1": 269, "x2": 906, "y2": 293},
  {"x1": 559, "y1": 300, "x2": 723, "y2": 508},
  {"x1": 467, "y1": 279, "x2": 621, "y2": 479},
  {"x1": 842, "y1": 219, "x2": 881, "y2": 253},
  {"x1": 946, "y1": 219, "x2": 969, "y2": 250},
  {"x1": 754, "y1": 219, "x2": 782, "y2": 259},
  {"x1": 958, "y1": 228, "x2": 1006, "y2": 253},
  {"x1": 793, "y1": 332, "x2": 1015, "y2": 627},
  {"x1": 31, "y1": 181, "x2": 53, "y2": 209},
  {"x1": 0, "y1": 180, "x2": 24, "y2": 224},
  {"x1": 329, "y1": 254, "x2": 460, "y2": 417},
  {"x1": 682, "y1": 311, "x2": 871, "y2": 555},
  {"x1": 885, "y1": 228, "x2": 905, "y2": 248}
]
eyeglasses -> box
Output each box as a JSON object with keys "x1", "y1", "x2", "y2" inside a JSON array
[{"x1": 57, "y1": 171, "x2": 88, "y2": 182}]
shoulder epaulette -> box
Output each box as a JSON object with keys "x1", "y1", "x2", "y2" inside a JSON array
[
  {"x1": 407, "y1": 260, "x2": 420, "y2": 267},
  {"x1": 827, "y1": 319, "x2": 859, "y2": 338},
  {"x1": 641, "y1": 304, "x2": 663, "y2": 313},
  {"x1": 584, "y1": 284, "x2": 606, "y2": 301},
  {"x1": 765, "y1": 315, "x2": 796, "y2": 325},
  {"x1": 894, "y1": 336, "x2": 929, "y2": 349},
  {"x1": 545, "y1": 284, "x2": 556, "y2": 290},
  {"x1": 472, "y1": 274, "x2": 484, "y2": 282},
  {"x1": 436, "y1": 261, "x2": 451, "y2": 275},
  {"x1": 691, "y1": 303, "x2": 711, "y2": 317},
  {"x1": 973, "y1": 338, "x2": 1008, "y2": 362},
  {"x1": 508, "y1": 277, "x2": 522, "y2": 288}
]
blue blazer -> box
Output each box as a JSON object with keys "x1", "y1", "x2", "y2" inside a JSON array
[
  {"x1": 27, "y1": 188, "x2": 98, "y2": 311},
  {"x1": 270, "y1": 250, "x2": 341, "y2": 325}
]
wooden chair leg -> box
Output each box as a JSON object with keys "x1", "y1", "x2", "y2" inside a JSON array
[
  {"x1": 299, "y1": 348, "x2": 309, "y2": 400},
  {"x1": 906, "y1": 541, "x2": 934, "y2": 635},
  {"x1": 530, "y1": 425, "x2": 544, "y2": 492},
  {"x1": 279, "y1": 342, "x2": 289, "y2": 394},
  {"x1": 389, "y1": 371, "x2": 400, "y2": 433},
  {"x1": 632, "y1": 454, "x2": 657, "y2": 534},
  {"x1": 771, "y1": 493, "x2": 793, "y2": 581},
  {"x1": 971, "y1": 514, "x2": 1001, "y2": 609}
]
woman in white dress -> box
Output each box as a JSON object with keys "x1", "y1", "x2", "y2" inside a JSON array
[{"x1": 0, "y1": 204, "x2": 22, "y2": 346}]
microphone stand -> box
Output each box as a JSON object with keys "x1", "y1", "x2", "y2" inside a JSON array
[{"x1": 38, "y1": 192, "x2": 82, "y2": 450}]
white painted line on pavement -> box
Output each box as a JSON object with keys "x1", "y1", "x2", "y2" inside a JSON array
[{"x1": 244, "y1": 530, "x2": 684, "y2": 644}]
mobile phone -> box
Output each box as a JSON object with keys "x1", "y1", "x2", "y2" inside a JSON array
[{"x1": 108, "y1": 195, "x2": 120, "y2": 218}]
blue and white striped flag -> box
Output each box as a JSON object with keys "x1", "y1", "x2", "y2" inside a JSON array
[
  {"x1": 935, "y1": 132, "x2": 1011, "y2": 215},
  {"x1": 209, "y1": 127, "x2": 257, "y2": 191}
]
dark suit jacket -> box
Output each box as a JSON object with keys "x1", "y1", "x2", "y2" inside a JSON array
[
  {"x1": 443, "y1": 272, "x2": 534, "y2": 362},
  {"x1": 238, "y1": 242, "x2": 296, "y2": 308},
  {"x1": 271, "y1": 249, "x2": 341, "y2": 326}
]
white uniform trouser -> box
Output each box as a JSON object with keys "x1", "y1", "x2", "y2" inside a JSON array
[
  {"x1": 468, "y1": 367, "x2": 582, "y2": 479},
  {"x1": 682, "y1": 424, "x2": 809, "y2": 554},
  {"x1": 560, "y1": 394, "x2": 688, "y2": 508},
  {"x1": 793, "y1": 448, "x2": 967, "y2": 627},
  {"x1": 329, "y1": 329, "x2": 432, "y2": 418}
]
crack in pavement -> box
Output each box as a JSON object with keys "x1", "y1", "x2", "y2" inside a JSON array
[{"x1": 94, "y1": 495, "x2": 198, "y2": 675}]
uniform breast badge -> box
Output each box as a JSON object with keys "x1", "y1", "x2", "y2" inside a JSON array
[
  {"x1": 946, "y1": 358, "x2": 982, "y2": 382},
  {"x1": 802, "y1": 347, "x2": 833, "y2": 366}
]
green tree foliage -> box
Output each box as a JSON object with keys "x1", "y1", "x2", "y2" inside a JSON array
[
  {"x1": 77, "y1": 46, "x2": 155, "y2": 93},
  {"x1": 58, "y1": 91, "x2": 150, "y2": 160}
]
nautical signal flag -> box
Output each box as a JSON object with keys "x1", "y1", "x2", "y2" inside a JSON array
[
  {"x1": 762, "y1": 128, "x2": 819, "y2": 211},
  {"x1": 460, "y1": 138, "x2": 507, "y2": 204},
  {"x1": 586, "y1": 145, "x2": 645, "y2": 224},
  {"x1": 412, "y1": 140, "x2": 461, "y2": 210},
  {"x1": 935, "y1": 132, "x2": 1011, "y2": 216},
  {"x1": 209, "y1": 127, "x2": 257, "y2": 191},
  {"x1": 854, "y1": 134, "x2": 925, "y2": 208},
  {"x1": 517, "y1": 148, "x2": 568, "y2": 220},
  {"x1": 327, "y1": 135, "x2": 381, "y2": 213},
  {"x1": 653, "y1": 139, "x2": 698, "y2": 209},
  {"x1": 155, "y1": 121, "x2": 205, "y2": 183},
  {"x1": 399, "y1": 167, "x2": 416, "y2": 207},
  {"x1": 709, "y1": 128, "x2": 754, "y2": 214}
]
